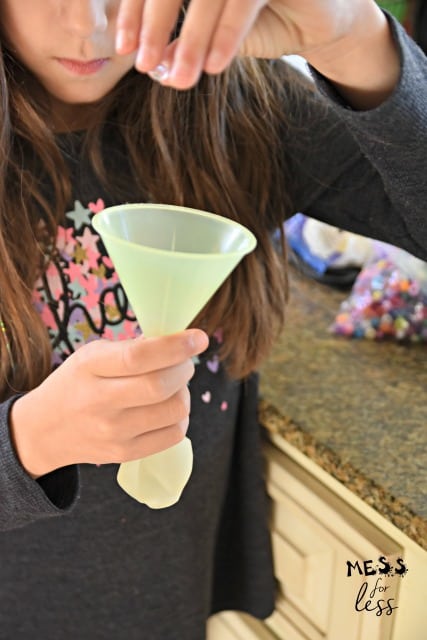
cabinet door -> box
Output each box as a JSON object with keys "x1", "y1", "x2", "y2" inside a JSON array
[
  {"x1": 207, "y1": 611, "x2": 279, "y2": 640},
  {"x1": 264, "y1": 443, "x2": 402, "y2": 640}
]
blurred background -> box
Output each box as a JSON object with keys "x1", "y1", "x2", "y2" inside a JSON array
[{"x1": 378, "y1": 0, "x2": 427, "y2": 52}]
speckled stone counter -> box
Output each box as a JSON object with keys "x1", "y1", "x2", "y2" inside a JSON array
[{"x1": 258, "y1": 267, "x2": 427, "y2": 551}]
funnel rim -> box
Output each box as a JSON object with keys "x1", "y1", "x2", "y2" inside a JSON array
[{"x1": 91, "y1": 203, "x2": 257, "y2": 258}]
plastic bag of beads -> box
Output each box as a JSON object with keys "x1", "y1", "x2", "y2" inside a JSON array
[{"x1": 331, "y1": 243, "x2": 427, "y2": 342}]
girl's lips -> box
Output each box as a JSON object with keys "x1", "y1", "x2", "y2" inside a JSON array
[{"x1": 56, "y1": 58, "x2": 109, "y2": 75}]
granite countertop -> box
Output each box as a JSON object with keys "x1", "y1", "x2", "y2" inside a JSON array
[{"x1": 258, "y1": 267, "x2": 427, "y2": 551}]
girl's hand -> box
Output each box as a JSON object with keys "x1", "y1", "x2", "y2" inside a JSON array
[
  {"x1": 116, "y1": 0, "x2": 388, "y2": 89},
  {"x1": 10, "y1": 330, "x2": 209, "y2": 478}
]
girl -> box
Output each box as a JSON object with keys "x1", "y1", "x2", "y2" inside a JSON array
[{"x1": 0, "y1": 1, "x2": 426, "y2": 638}]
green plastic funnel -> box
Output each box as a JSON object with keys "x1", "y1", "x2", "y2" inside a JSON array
[{"x1": 92, "y1": 203, "x2": 257, "y2": 508}]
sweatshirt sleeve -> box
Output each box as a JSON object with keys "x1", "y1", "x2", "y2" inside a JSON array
[
  {"x1": 283, "y1": 13, "x2": 427, "y2": 261},
  {"x1": 0, "y1": 395, "x2": 80, "y2": 531}
]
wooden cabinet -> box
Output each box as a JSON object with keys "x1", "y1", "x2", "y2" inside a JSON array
[
  {"x1": 264, "y1": 443, "x2": 399, "y2": 640},
  {"x1": 207, "y1": 438, "x2": 426, "y2": 640},
  {"x1": 207, "y1": 611, "x2": 277, "y2": 639}
]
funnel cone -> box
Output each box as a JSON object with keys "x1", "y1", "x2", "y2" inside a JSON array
[
  {"x1": 92, "y1": 203, "x2": 257, "y2": 507},
  {"x1": 92, "y1": 204, "x2": 256, "y2": 337}
]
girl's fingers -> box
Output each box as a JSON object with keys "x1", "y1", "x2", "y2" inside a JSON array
[
  {"x1": 144, "y1": 0, "x2": 266, "y2": 89},
  {"x1": 203, "y1": 0, "x2": 266, "y2": 75},
  {"x1": 116, "y1": 0, "x2": 145, "y2": 54},
  {"x1": 122, "y1": 0, "x2": 266, "y2": 89},
  {"x1": 146, "y1": 38, "x2": 178, "y2": 82},
  {"x1": 135, "y1": 0, "x2": 182, "y2": 72},
  {"x1": 104, "y1": 359, "x2": 195, "y2": 407},
  {"x1": 118, "y1": 387, "x2": 191, "y2": 439},
  {"x1": 164, "y1": 0, "x2": 226, "y2": 89},
  {"x1": 78, "y1": 329, "x2": 208, "y2": 378},
  {"x1": 127, "y1": 421, "x2": 188, "y2": 460}
]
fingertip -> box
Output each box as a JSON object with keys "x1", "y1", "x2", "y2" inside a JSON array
[
  {"x1": 186, "y1": 329, "x2": 209, "y2": 353},
  {"x1": 204, "y1": 49, "x2": 227, "y2": 75},
  {"x1": 115, "y1": 29, "x2": 138, "y2": 55},
  {"x1": 115, "y1": 29, "x2": 126, "y2": 53}
]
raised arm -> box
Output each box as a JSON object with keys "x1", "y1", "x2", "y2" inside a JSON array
[
  {"x1": 281, "y1": 15, "x2": 427, "y2": 261},
  {"x1": 116, "y1": 0, "x2": 402, "y2": 105}
]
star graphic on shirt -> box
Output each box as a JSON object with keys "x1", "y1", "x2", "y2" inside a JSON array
[
  {"x1": 77, "y1": 226, "x2": 101, "y2": 260},
  {"x1": 105, "y1": 322, "x2": 129, "y2": 339},
  {"x1": 74, "y1": 244, "x2": 88, "y2": 264},
  {"x1": 65, "y1": 200, "x2": 93, "y2": 231},
  {"x1": 105, "y1": 305, "x2": 122, "y2": 322},
  {"x1": 91, "y1": 264, "x2": 106, "y2": 279},
  {"x1": 74, "y1": 320, "x2": 96, "y2": 341}
]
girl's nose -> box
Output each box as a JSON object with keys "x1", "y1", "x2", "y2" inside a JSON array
[{"x1": 60, "y1": 1, "x2": 108, "y2": 39}]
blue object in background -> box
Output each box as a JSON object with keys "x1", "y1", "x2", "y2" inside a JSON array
[{"x1": 284, "y1": 213, "x2": 333, "y2": 274}]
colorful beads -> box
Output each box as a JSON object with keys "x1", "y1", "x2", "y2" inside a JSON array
[{"x1": 331, "y1": 258, "x2": 427, "y2": 342}]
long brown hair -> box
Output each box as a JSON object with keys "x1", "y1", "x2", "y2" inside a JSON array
[{"x1": 0, "y1": 38, "x2": 308, "y2": 399}]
